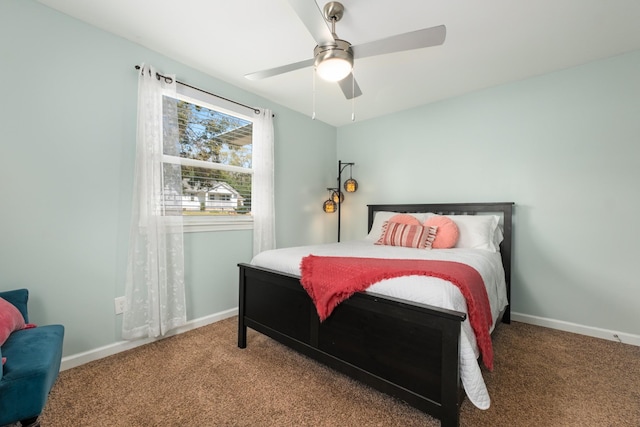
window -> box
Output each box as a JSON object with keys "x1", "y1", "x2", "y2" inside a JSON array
[{"x1": 162, "y1": 84, "x2": 255, "y2": 231}]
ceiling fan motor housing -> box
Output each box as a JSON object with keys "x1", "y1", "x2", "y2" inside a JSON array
[{"x1": 314, "y1": 39, "x2": 353, "y2": 67}]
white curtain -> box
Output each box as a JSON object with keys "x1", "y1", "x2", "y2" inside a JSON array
[
  {"x1": 252, "y1": 109, "x2": 276, "y2": 256},
  {"x1": 123, "y1": 64, "x2": 186, "y2": 339}
]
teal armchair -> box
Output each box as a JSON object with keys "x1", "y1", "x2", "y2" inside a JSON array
[{"x1": 0, "y1": 289, "x2": 64, "y2": 427}]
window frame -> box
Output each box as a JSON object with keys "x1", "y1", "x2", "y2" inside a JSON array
[{"x1": 166, "y1": 83, "x2": 256, "y2": 233}]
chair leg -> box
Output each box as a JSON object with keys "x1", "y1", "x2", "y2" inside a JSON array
[{"x1": 20, "y1": 416, "x2": 41, "y2": 427}]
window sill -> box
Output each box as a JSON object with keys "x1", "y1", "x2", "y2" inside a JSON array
[{"x1": 183, "y1": 216, "x2": 253, "y2": 233}]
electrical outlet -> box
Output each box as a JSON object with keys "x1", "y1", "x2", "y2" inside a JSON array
[{"x1": 114, "y1": 296, "x2": 126, "y2": 315}]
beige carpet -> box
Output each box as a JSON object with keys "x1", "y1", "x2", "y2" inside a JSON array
[{"x1": 40, "y1": 318, "x2": 640, "y2": 426}]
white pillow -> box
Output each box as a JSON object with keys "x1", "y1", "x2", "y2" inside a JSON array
[
  {"x1": 366, "y1": 211, "x2": 433, "y2": 241},
  {"x1": 447, "y1": 215, "x2": 501, "y2": 252},
  {"x1": 493, "y1": 223, "x2": 504, "y2": 249}
]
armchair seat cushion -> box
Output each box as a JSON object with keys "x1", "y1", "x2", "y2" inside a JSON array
[{"x1": 0, "y1": 324, "x2": 64, "y2": 425}]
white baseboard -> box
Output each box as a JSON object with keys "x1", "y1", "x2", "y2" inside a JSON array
[
  {"x1": 60, "y1": 308, "x2": 238, "y2": 371},
  {"x1": 511, "y1": 312, "x2": 640, "y2": 347}
]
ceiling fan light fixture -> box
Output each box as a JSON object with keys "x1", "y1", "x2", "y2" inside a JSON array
[
  {"x1": 314, "y1": 40, "x2": 353, "y2": 82},
  {"x1": 317, "y1": 57, "x2": 352, "y2": 81}
]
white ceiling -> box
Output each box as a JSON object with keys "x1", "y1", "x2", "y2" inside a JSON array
[{"x1": 38, "y1": 0, "x2": 640, "y2": 127}]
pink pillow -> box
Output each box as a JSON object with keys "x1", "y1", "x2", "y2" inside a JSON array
[
  {"x1": 424, "y1": 215, "x2": 459, "y2": 249},
  {"x1": 375, "y1": 221, "x2": 438, "y2": 249},
  {"x1": 388, "y1": 214, "x2": 421, "y2": 225},
  {"x1": 0, "y1": 297, "x2": 26, "y2": 346}
]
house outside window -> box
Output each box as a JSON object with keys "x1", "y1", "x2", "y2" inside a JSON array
[{"x1": 162, "y1": 83, "x2": 254, "y2": 232}]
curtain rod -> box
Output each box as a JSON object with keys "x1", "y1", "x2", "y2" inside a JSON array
[{"x1": 134, "y1": 65, "x2": 268, "y2": 116}]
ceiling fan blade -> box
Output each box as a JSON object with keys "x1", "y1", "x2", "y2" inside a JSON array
[
  {"x1": 352, "y1": 25, "x2": 446, "y2": 59},
  {"x1": 244, "y1": 58, "x2": 314, "y2": 80},
  {"x1": 286, "y1": 0, "x2": 335, "y2": 46},
  {"x1": 337, "y1": 73, "x2": 363, "y2": 99}
]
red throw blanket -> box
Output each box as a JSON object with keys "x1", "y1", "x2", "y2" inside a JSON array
[{"x1": 300, "y1": 255, "x2": 495, "y2": 370}]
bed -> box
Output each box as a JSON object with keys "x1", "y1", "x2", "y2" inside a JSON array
[{"x1": 238, "y1": 202, "x2": 513, "y2": 427}]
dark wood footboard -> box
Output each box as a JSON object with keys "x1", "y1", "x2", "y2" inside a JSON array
[{"x1": 238, "y1": 263, "x2": 467, "y2": 426}]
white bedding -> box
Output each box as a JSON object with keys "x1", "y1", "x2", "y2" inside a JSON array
[{"x1": 250, "y1": 239, "x2": 509, "y2": 409}]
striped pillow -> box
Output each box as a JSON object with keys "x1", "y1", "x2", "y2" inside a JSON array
[{"x1": 375, "y1": 221, "x2": 438, "y2": 249}]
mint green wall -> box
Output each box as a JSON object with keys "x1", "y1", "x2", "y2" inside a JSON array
[
  {"x1": 337, "y1": 50, "x2": 640, "y2": 336},
  {"x1": 0, "y1": 0, "x2": 335, "y2": 356}
]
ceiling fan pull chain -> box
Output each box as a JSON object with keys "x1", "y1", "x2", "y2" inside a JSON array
[
  {"x1": 351, "y1": 70, "x2": 355, "y2": 121},
  {"x1": 312, "y1": 67, "x2": 317, "y2": 120}
]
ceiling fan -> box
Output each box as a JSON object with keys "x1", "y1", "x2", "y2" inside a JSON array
[{"x1": 244, "y1": 0, "x2": 446, "y2": 100}]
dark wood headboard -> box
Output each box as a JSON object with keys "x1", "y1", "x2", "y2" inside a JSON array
[{"x1": 367, "y1": 202, "x2": 514, "y2": 323}]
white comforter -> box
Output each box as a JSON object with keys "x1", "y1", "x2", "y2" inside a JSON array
[{"x1": 250, "y1": 239, "x2": 509, "y2": 409}]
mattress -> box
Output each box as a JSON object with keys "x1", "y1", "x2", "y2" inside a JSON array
[{"x1": 250, "y1": 239, "x2": 509, "y2": 409}]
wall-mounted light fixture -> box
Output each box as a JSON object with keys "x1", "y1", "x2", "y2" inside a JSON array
[{"x1": 323, "y1": 160, "x2": 358, "y2": 242}]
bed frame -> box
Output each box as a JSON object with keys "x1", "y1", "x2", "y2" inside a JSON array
[{"x1": 238, "y1": 202, "x2": 513, "y2": 427}]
